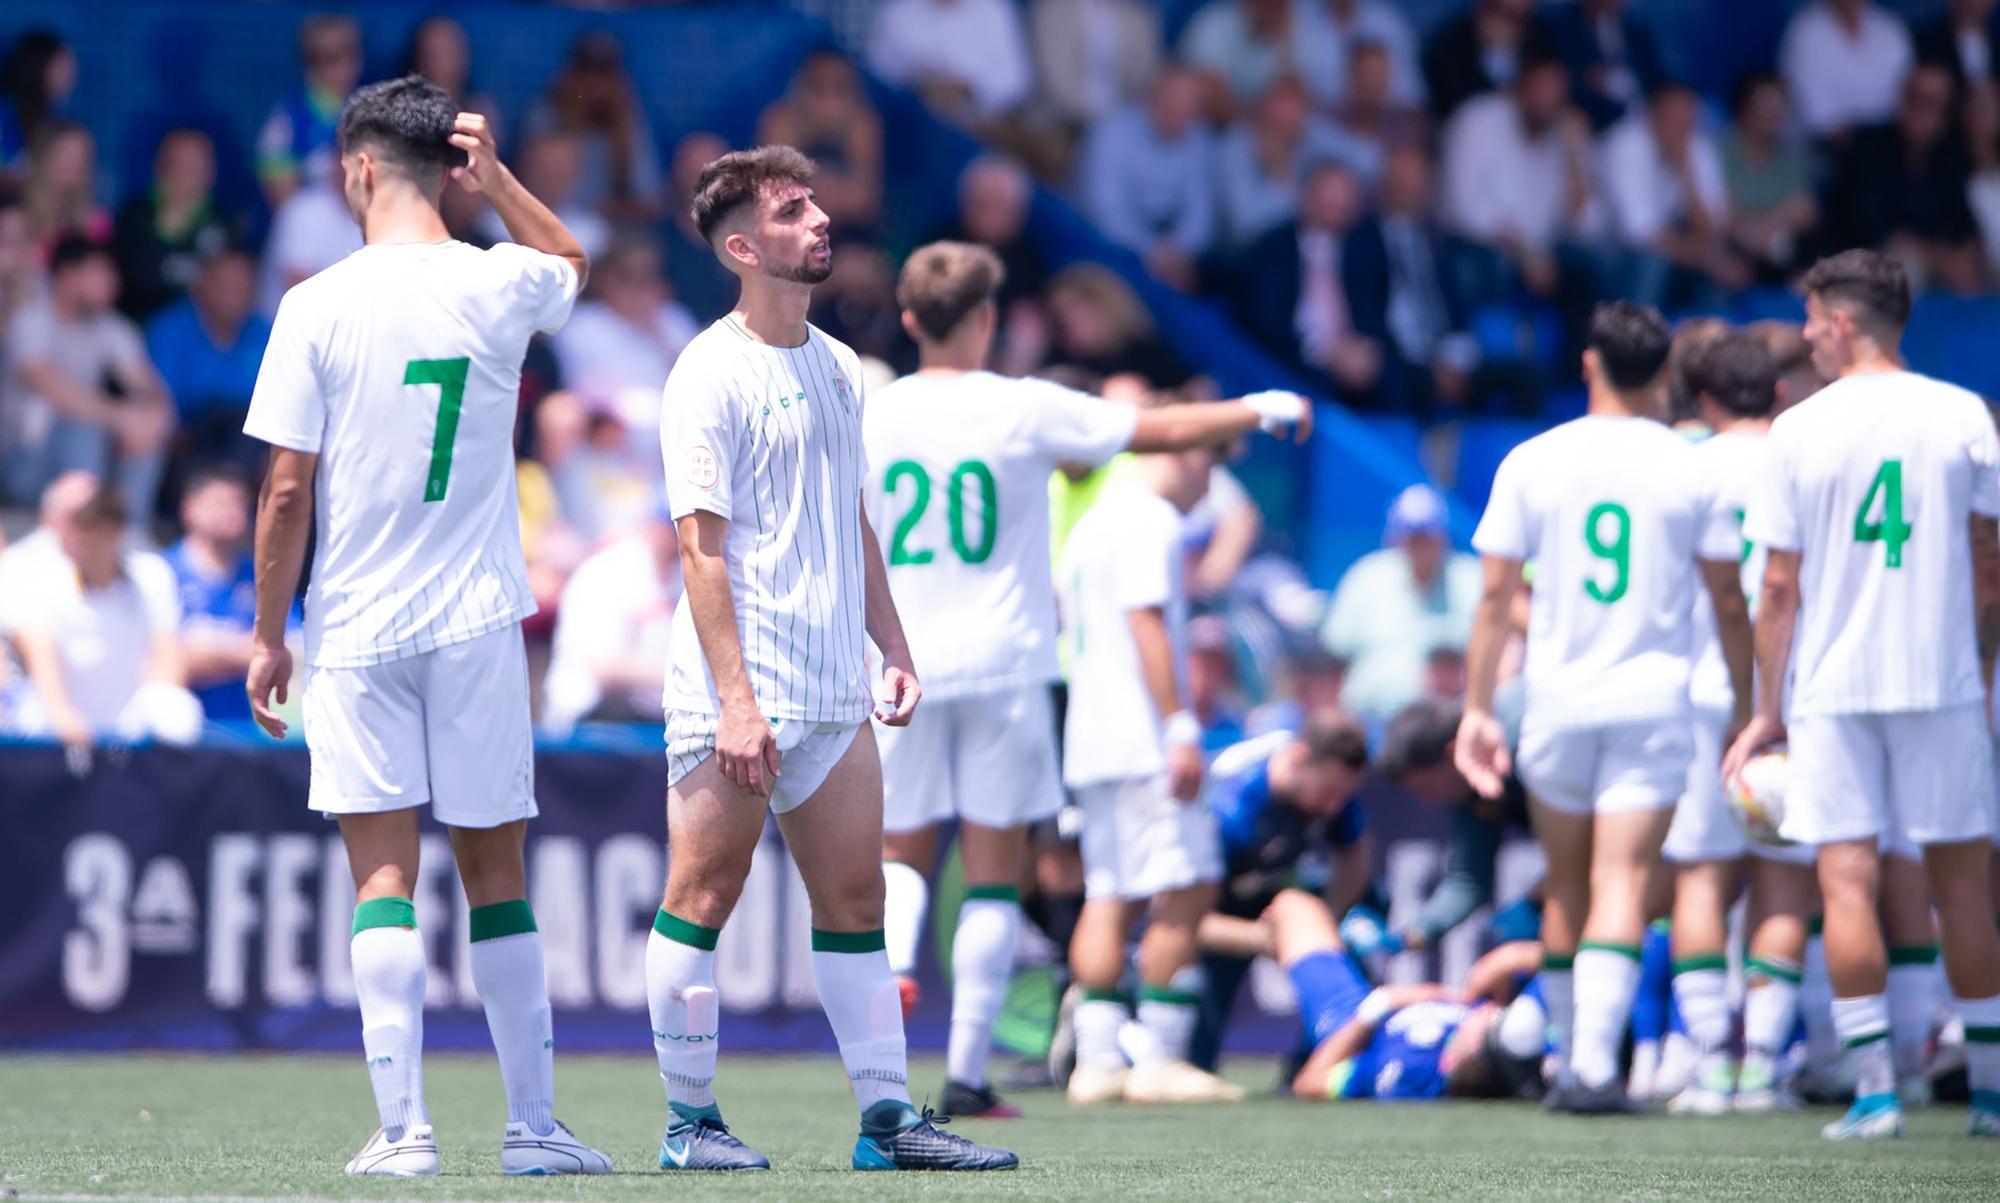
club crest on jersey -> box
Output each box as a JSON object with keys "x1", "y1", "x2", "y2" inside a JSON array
[
  {"x1": 687, "y1": 445, "x2": 719, "y2": 490},
  {"x1": 833, "y1": 371, "x2": 853, "y2": 408}
]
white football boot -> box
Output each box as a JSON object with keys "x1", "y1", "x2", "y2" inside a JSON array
[
  {"x1": 501, "y1": 1118, "x2": 614, "y2": 1176},
  {"x1": 345, "y1": 1125, "x2": 440, "y2": 1177}
]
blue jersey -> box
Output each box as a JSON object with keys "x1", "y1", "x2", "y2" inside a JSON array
[
  {"x1": 1337, "y1": 1000, "x2": 1467, "y2": 1101},
  {"x1": 163, "y1": 540, "x2": 257, "y2": 721},
  {"x1": 256, "y1": 87, "x2": 341, "y2": 185},
  {"x1": 1209, "y1": 735, "x2": 1366, "y2": 916}
]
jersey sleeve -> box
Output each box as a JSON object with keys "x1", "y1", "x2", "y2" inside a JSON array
[
  {"x1": 1968, "y1": 400, "x2": 2000, "y2": 519},
  {"x1": 242, "y1": 290, "x2": 326, "y2": 453},
  {"x1": 1692, "y1": 451, "x2": 1743, "y2": 562},
  {"x1": 1471, "y1": 446, "x2": 1531, "y2": 560},
  {"x1": 1025, "y1": 382, "x2": 1141, "y2": 468},
  {"x1": 1742, "y1": 424, "x2": 1802, "y2": 552},
  {"x1": 661, "y1": 352, "x2": 741, "y2": 522},
  {"x1": 498, "y1": 243, "x2": 583, "y2": 335}
]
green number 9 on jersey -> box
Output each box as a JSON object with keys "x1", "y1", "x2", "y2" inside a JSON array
[{"x1": 1584, "y1": 501, "x2": 1631, "y2": 603}]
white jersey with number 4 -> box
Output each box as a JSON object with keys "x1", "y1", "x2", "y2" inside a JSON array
[
  {"x1": 1744, "y1": 370, "x2": 2000, "y2": 717},
  {"x1": 862, "y1": 371, "x2": 1138, "y2": 699},
  {"x1": 1473, "y1": 414, "x2": 1737, "y2": 728},
  {"x1": 244, "y1": 240, "x2": 579, "y2": 668}
]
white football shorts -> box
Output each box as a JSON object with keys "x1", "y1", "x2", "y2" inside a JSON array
[
  {"x1": 1664, "y1": 708, "x2": 1815, "y2": 865},
  {"x1": 876, "y1": 685, "x2": 1063, "y2": 834},
  {"x1": 1782, "y1": 704, "x2": 1997, "y2": 850},
  {"x1": 664, "y1": 709, "x2": 861, "y2": 815},
  {"x1": 1076, "y1": 773, "x2": 1223, "y2": 901},
  {"x1": 1516, "y1": 715, "x2": 1692, "y2": 817},
  {"x1": 302, "y1": 623, "x2": 536, "y2": 829}
]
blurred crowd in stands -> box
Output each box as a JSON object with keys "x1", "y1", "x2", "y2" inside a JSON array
[{"x1": 0, "y1": 0, "x2": 1986, "y2": 742}]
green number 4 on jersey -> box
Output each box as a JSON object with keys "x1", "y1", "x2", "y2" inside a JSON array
[{"x1": 1853, "y1": 459, "x2": 1913, "y2": 569}]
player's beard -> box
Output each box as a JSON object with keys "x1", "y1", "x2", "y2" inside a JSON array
[{"x1": 767, "y1": 254, "x2": 833, "y2": 285}]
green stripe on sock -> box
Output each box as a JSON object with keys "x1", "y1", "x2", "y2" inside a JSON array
[
  {"x1": 1807, "y1": 916, "x2": 1823, "y2": 937},
  {"x1": 1843, "y1": 1030, "x2": 1889, "y2": 1049},
  {"x1": 810, "y1": 928, "x2": 887, "y2": 954},
  {"x1": 1081, "y1": 987, "x2": 1130, "y2": 1005},
  {"x1": 1888, "y1": 945, "x2": 1940, "y2": 966},
  {"x1": 1577, "y1": 940, "x2": 1644, "y2": 962},
  {"x1": 1543, "y1": 952, "x2": 1575, "y2": 971},
  {"x1": 1966, "y1": 1025, "x2": 2000, "y2": 1044},
  {"x1": 653, "y1": 908, "x2": 719, "y2": 951},
  {"x1": 963, "y1": 884, "x2": 1021, "y2": 904},
  {"x1": 1746, "y1": 956, "x2": 1804, "y2": 985},
  {"x1": 469, "y1": 899, "x2": 536, "y2": 943},
  {"x1": 1138, "y1": 984, "x2": 1200, "y2": 1007},
  {"x1": 352, "y1": 897, "x2": 415, "y2": 936},
  {"x1": 1672, "y1": 953, "x2": 1728, "y2": 976}
]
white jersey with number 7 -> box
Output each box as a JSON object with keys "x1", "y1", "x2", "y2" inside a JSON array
[
  {"x1": 244, "y1": 240, "x2": 579, "y2": 669},
  {"x1": 1744, "y1": 369, "x2": 2000, "y2": 717},
  {"x1": 1472, "y1": 414, "x2": 1739, "y2": 728}
]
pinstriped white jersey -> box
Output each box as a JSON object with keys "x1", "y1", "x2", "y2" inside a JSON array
[
  {"x1": 660, "y1": 318, "x2": 872, "y2": 722},
  {"x1": 244, "y1": 240, "x2": 579, "y2": 668}
]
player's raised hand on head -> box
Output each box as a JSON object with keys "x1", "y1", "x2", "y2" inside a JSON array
[
  {"x1": 1451, "y1": 707, "x2": 1511, "y2": 800},
  {"x1": 246, "y1": 642, "x2": 294, "y2": 740},
  {"x1": 447, "y1": 112, "x2": 502, "y2": 194},
  {"x1": 876, "y1": 662, "x2": 921, "y2": 726}
]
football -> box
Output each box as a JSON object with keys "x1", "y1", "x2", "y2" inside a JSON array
[{"x1": 1728, "y1": 746, "x2": 1796, "y2": 848}]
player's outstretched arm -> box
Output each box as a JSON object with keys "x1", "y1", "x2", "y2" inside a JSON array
[
  {"x1": 1125, "y1": 391, "x2": 1312, "y2": 453},
  {"x1": 449, "y1": 112, "x2": 589, "y2": 289},
  {"x1": 1698, "y1": 556, "x2": 1755, "y2": 741},
  {"x1": 1722, "y1": 548, "x2": 1799, "y2": 785},
  {"x1": 247, "y1": 448, "x2": 316, "y2": 739},
  {"x1": 859, "y1": 500, "x2": 920, "y2": 726},
  {"x1": 677, "y1": 510, "x2": 780, "y2": 794},
  {"x1": 1453, "y1": 555, "x2": 1520, "y2": 800}
]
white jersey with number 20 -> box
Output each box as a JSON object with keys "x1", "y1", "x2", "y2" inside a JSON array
[{"x1": 245, "y1": 240, "x2": 579, "y2": 669}]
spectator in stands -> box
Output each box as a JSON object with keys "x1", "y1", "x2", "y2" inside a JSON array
[
  {"x1": 145, "y1": 246, "x2": 268, "y2": 472},
  {"x1": 525, "y1": 31, "x2": 663, "y2": 220},
  {"x1": 1719, "y1": 74, "x2": 1819, "y2": 278},
  {"x1": 1178, "y1": 0, "x2": 1308, "y2": 114},
  {"x1": 940, "y1": 154, "x2": 1049, "y2": 316},
  {"x1": 1439, "y1": 54, "x2": 1594, "y2": 306},
  {"x1": 868, "y1": 0, "x2": 1033, "y2": 127},
  {"x1": 755, "y1": 52, "x2": 884, "y2": 236},
  {"x1": 1540, "y1": 0, "x2": 1665, "y2": 131},
  {"x1": 478, "y1": 131, "x2": 610, "y2": 261},
  {"x1": 1422, "y1": 0, "x2": 1552, "y2": 121},
  {"x1": 160, "y1": 466, "x2": 257, "y2": 723},
  {"x1": 2, "y1": 237, "x2": 171, "y2": 519},
  {"x1": 1231, "y1": 161, "x2": 1383, "y2": 398},
  {"x1": 1780, "y1": 0, "x2": 1913, "y2": 140},
  {"x1": 1965, "y1": 80, "x2": 2000, "y2": 277},
  {"x1": 535, "y1": 388, "x2": 652, "y2": 548},
  {"x1": 1327, "y1": 41, "x2": 1428, "y2": 169},
  {"x1": 1042, "y1": 263, "x2": 1187, "y2": 386},
  {"x1": 112, "y1": 128, "x2": 238, "y2": 322},
  {"x1": 8, "y1": 485, "x2": 200, "y2": 751},
  {"x1": 1185, "y1": 458, "x2": 1265, "y2": 603},
  {"x1": 1030, "y1": 0, "x2": 1162, "y2": 135},
  {"x1": 257, "y1": 154, "x2": 361, "y2": 316},
  {"x1": 550, "y1": 238, "x2": 697, "y2": 449},
  {"x1": 22, "y1": 120, "x2": 108, "y2": 251},
  {"x1": 1913, "y1": 0, "x2": 1999, "y2": 87},
  {"x1": 1319, "y1": 484, "x2": 1480, "y2": 721},
  {"x1": 541, "y1": 507, "x2": 681, "y2": 732},
  {"x1": 1827, "y1": 63, "x2": 1983, "y2": 292},
  {"x1": 1080, "y1": 64, "x2": 1215, "y2": 290},
  {"x1": 1345, "y1": 145, "x2": 1480, "y2": 415},
  {"x1": 1216, "y1": 77, "x2": 1377, "y2": 249},
  {"x1": 1297, "y1": 0, "x2": 1426, "y2": 109},
  {"x1": 0, "y1": 196, "x2": 38, "y2": 336},
  {"x1": 661, "y1": 132, "x2": 736, "y2": 324},
  {"x1": 254, "y1": 13, "x2": 361, "y2": 212},
  {"x1": 0, "y1": 470, "x2": 94, "y2": 695},
  {"x1": 1188, "y1": 615, "x2": 1249, "y2": 755},
  {"x1": 0, "y1": 30, "x2": 75, "y2": 179},
  {"x1": 1596, "y1": 81, "x2": 1747, "y2": 306},
  {"x1": 403, "y1": 15, "x2": 497, "y2": 123},
  {"x1": 810, "y1": 244, "x2": 910, "y2": 370}
]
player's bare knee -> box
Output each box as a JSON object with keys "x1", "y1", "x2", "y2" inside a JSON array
[
  {"x1": 661, "y1": 876, "x2": 746, "y2": 930},
  {"x1": 353, "y1": 863, "x2": 413, "y2": 903}
]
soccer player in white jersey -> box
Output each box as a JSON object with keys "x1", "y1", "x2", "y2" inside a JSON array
[
  {"x1": 649, "y1": 148, "x2": 1014, "y2": 1173},
  {"x1": 1455, "y1": 302, "x2": 1754, "y2": 1114},
  {"x1": 1658, "y1": 331, "x2": 1819, "y2": 1116},
  {"x1": 862, "y1": 241, "x2": 1310, "y2": 1117},
  {"x1": 1057, "y1": 444, "x2": 1250, "y2": 1107},
  {"x1": 1723, "y1": 250, "x2": 2000, "y2": 1142},
  {"x1": 242, "y1": 78, "x2": 608, "y2": 1178}
]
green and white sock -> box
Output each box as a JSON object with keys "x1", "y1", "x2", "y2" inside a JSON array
[
  {"x1": 1742, "y1": 955, "x2": 1802, "y2": 1087},
  {"x1": 1886, "y1": 946, "x2": 1939, "y2": 1079},
  {"x1": 1571, "y1": 942, "x2": 1643, "y2": 1091},
  {"x1": 1831, "y1": 994, "x2": 1894, "y2": 1102},
  {"x1": 647, "y1": 909, "x2": 719, "y2": 1112},
  {"x1": 1672, "y1": 953, "x2": 1732, "y2": 1086},
  {"x1": 351, "y1": 897, "x2": 429, "y2": 1136},
  {"x1": 1136, "y1": 969, "x2": 1203, "y2": 1064},
  {"x1": 1075, "y1": 989, "x2": 1130, "y2": 1071},
  {"x1": 1956, "y1": 994, "x2": 2000, "y2": 1109},
  {"x1": 810, "y1": 928, "x2": 912, "y2": 1111},
  {"x1": 947, "y1": 886, "x2": 1021, "y2": 1089},
  {"x1": 469, "y1": 900, "x2": 554, "y2": 1135}
]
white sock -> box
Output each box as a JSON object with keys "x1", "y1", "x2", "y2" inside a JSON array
[
  {"x1": 1628, "y1": 1039, "x2": 1660, "y2": 1097},
  {"x1": 882, "y1": 861, "x2": 929, "y2": 979},
  {"x1": 1801, "y1": 931, "x2": 1840, "y2": 1071},
  {"x1": 1672, "y1": 958, "x2": 1732, "y2": 1081},
  {"x1": 1831, "y1": 994, "x2": 1894, "y2": 1101},
  {"x1": 1742, "y1": 956, "x2": 1802, "y2": 1083},
  {"x1": 1075, "y1": 992, "x2": 1129, "y2": 1071},
  {"x1": 811, "y1": 931, "x2": 912, "y2": 1112},
  {"x1": 1542, "y1": 961, "x2": 1575, "y2": 1080},
  {"x1": 1571, "y1": 944, "x2": 1643, "y2": 1091},
  {"x1": 351, "y1": 903, "x2": 429, "y2": 1136},
  {"x1": 1136, "y1": 967, "x2": 1203, "y2": 1064},
  {"x1": 469, "y1": 902, "x2": 554, "y2": 1134},
  {"x1": 1956, "y1": 995, "x2": 2000, "y2": 1105},
  {"x1": 647, "y1": 912, "x2": 720, "y2": 1113},
  {"x1": 947, "y1": 891, "x2": 1021, "y2": 1088},
  {"x1": 1885, "y1": 951, "x2": 1939, "y2": 1079}
]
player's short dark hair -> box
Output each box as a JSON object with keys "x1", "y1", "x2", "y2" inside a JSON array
[
  {"x1": 1299, "y1": 710, "x2": 1370, "y2": 770},
  {"x1": 1698, "y1": 330, "x2": 1780, "y2": 418},
  {"x1": 1587, "y1": 301, "x2": 1673, "y2": 393},
  {"x1": 72, "y1": 485, "x2": 127, "y2": 531},
  {"x1": 49, "y1": 234, "x2": 108, "y2": 276},
  {"x1": 897, "y1": 241, "x2": 1004, "y2": 342},
  {"x1": 1376, "y1": 699, "x2": 1459, "y2": 781},
  {"x1": 1667, "y1": 317, "x2": 1731, "y2": 424},
  {"x1": 1747, "y1": 319, "x2": 1812, "y2": 377},
  {"x1": 1802, "y1": 249, "x2": 1911, "y2": 333},
  {"x1": 337, "y1": 74, "x2": 465, "y2": 185},
  {"x1": 690, "y1": 145, "x2": 816, "y2": 245}
]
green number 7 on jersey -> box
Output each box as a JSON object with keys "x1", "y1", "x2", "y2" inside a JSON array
[{"x1": 405, "y1": 357, "x2": 470, "y2": 503}]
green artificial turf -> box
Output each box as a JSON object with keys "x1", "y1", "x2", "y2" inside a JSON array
[{"x1": 5, "y1": 1054, "x2": 1998, "y2": 1201}]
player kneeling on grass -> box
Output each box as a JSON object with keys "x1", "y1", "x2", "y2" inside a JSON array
[
  {"x1": 1456, "y1": 302, "x2": 1755, "y2": 1114},
  {"x1": 1265, "y1": 890, "x2": 1549, "y2": 1102},
  {"x1": 865, "y1": 240, "x2": 1311, "y2": 1118},
  {"x1": 1058, "y1": 444, "x2": 1249, "y2": 1106},
  {"x1": 244, "y1": 77, "x2": 607, "y2": 1176}
]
